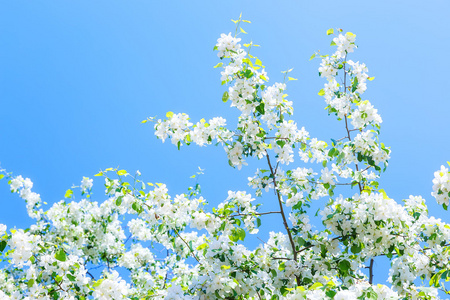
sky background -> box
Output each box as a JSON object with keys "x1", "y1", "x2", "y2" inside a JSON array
[{"x1": 1, "y1": 0, "x2": 450, "y2": 289}]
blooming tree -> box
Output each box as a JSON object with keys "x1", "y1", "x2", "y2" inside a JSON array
[{"x1": 2, "y1": 15, "x2": 450, "y2": 299}]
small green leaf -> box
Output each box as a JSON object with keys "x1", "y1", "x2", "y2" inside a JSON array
[
  {"x1": 351, "y1": 243, "x2": 362, "y2": 254},
  {"x1": 0, "y1": 174, "x2": 4, "y2": 180},
  {"x1": 330, "y1": 40, "x2": 337, "y2": 46},
  {"x1": 166, "y1": 111, "x2": 174, "y2": 118},
  {"x1": 379, "y1": 189, "x2": 389, "y2": 199},
  {"x1": 55, "y1": 249, "x2": 67, "y2": 262},
  {"x1": 338, "y1": 260, "x2": 350, "y2": 272},
  {"x1": 117, "y1": 170, "x2": 127, "y2": 176},
  {"x1": 240, "y1": 28, "x2": 247, "y2": 34},
  {"x1": 67, "y1": 274, "x2": 76, "y2": 281},
  {"x1": 27, "y1": 279, "x2": 35, "y2": 288},
  {"x1": 64, "y1": 189, "x2": 73, "y2": 199},
  {"x1": 309, "y1": 53, "x2": 316, "y2": 61},
  {"x1": 0, "y1": 241, "x2": 6, "y2": 252},
  {"x1": 141, "y1": 120, "x2": 147, "y2": 124},
  {"x1": 326, "y1": 28, "x2": 334, "y2": 35},
  {"x1": 318, "y1": 89, "x2": 325, "y2": 96},
  {"x1": 197, "y1": 243, "x2": 208, "y2": 250},
  {"x1": 255, "y1": 103, "x2": 265, "y2": 115},
  {"x1": 288, "y1": 77, "x2": 298, "y2": 81},
  {"x1": 222, "y1": 91, "x2": 229, "y2": 103},
  {"x1": 310, "y1": 282, "x2": 323, "y2": 290},
  {"x1": 328, "y1": 148, "x2": 335, "y2": 157},
  {"x1": 213, "y1": 62, "x2": 223, "y2": 68}
]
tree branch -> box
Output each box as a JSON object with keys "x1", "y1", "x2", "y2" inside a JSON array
[
  {"x1": 265, "y1": 152, "x2": 301, "y2": 286},
  {"x1": 173, "y1": 228, "x2": 202, "y2": 265}
]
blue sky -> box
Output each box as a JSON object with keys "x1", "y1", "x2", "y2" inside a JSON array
[{"x1": 1, "y1": 0, "x2": 450, "y2": 287}]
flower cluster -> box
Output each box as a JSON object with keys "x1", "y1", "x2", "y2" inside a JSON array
[{"x1": 432, "y1": 164, "x2": 450, "y2": 207}]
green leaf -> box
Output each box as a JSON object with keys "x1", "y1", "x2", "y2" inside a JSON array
[
  {"x1": 64, "y1": 189, "x2": 73, "y2": 199},
  {"x1": 310, "y1": 282, "x2": 323, "y2": 290},
  {"x1": 276, "y1": 140, "x2": 286, "y2": 148},
  {"x1": 66, "y1": 274, "x2": 76, "y2": 281},
  {"x1": 328, "y1": 148, "x2": 335, "y2": 157},
  {"x1": 366, "y1": 290, "x2": 378, "y2": 300},
  {"x1": 27, "y1": 279, "x2": 35, "y2": 288},
  {"x1": 166, "y1": 111, "x2": 174, "y2": 118},
  {"x1": 55, "y1": 249, "x2": 67, "y2": 262},
  {"x1": 141, "y1": 119, "x2": 147, "y2": 124},
  {"x1": 318, "y1": 89, "x2": 325, "y2": 96},
  {"x1": 213, "y1": 62, "x2": 223, "y2": 68},
  {"x1": 309, "y1": 53, "x2": 316, "y2": 61},
  {"x1": 238, "y1": 228, "x2": 246, "y2": 241},
  {"x1": 338, "y1": 260, "x2": 351, "y2": 273},
  {"x1": 330, "y1": 40, "x2": 337, "y2": 46},
  {"x1": 357, "y1": 152, "x2": 363, "y2": 162},
  {"x1": 0, "y1": 174, "x2": 4, "y2": 180},
  {"x1": 351, "y1": 243, "x2": 362, "y2": 254},
  {"x1": 117, "y1": 170, "x2": 127, "y2": 176},
  {"x1": 326, "y1": 290, "x2": 337, "y2": 298},
  {"x1": 379, "y1": 189, "x2": 389, "y2": 199},
  {"x1": 255, "y1": 103, "x2": 265, "y2": 115},
  {"x1": 288, "y1": 77, "x2": 298, "y2": 81},
  {"x1": 352, "y1": 77, "x2": 359, "y2": 92},
  {"x1": 240, "y1": 27, "x2": 247, "y2": 34},
  {"x1": 222, "y1": 91, "x2": 229, "y2": 103},
  {"x1": 326, "y1": 28, "x2": 334, "y2": 35},
  {"x1": 0, "y1": 241, "x2": 6, "y2": 252},
  {"x1": 132, "y1": 202, "x2": 143, "y2": 213}
]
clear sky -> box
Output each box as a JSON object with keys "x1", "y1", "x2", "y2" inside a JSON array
[{"x1": 1, "y1": 0, "x2": 450, "y2": 288}]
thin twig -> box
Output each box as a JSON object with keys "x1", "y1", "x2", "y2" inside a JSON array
[
  {"x1": 226, "y1": 211, "x2": 281, "y2": 218},
  {"x1": 173, "y1": 228, "x2": 202, "y2": 265}
]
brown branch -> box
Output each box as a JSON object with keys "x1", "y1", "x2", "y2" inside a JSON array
[
  {"x1": 272, "y1": 257, "x2": 292, "y2": 260},
  {"x1": 225, "y1": 211, "x2": 281, "y2": 218},
  {"x1": 265, "y1": 152, "x2": 301, "y2": 286},
  {"x1": 173, "y1": 228, "x2": 202, "y2": 265}
]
